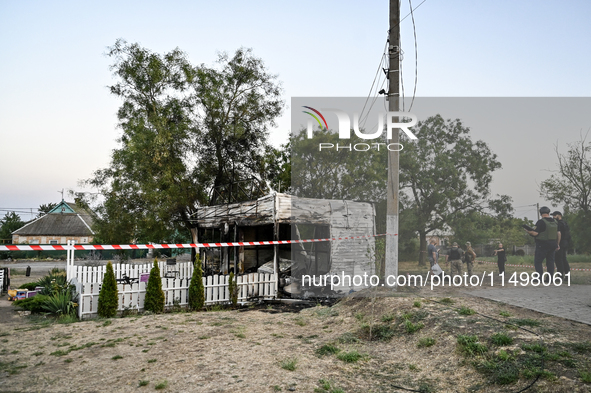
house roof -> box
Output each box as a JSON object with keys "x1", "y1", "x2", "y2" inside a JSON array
[{"x1": 12, "y1": 201, "x2": 95, "y2": 236}]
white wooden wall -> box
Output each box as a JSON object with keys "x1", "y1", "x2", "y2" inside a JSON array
[{"x1": 74, "y1": 273, "x2": 276, "y2": 319}]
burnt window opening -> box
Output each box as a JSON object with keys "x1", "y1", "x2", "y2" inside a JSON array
[{"x1": 291, "y1": 224, "x2": 331, "y2": 276}]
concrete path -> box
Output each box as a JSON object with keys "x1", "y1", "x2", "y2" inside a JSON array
[{"x1": 467, "y1": 285, "x2": 591, "y2": 326}]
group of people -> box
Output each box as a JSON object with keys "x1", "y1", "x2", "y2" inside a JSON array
[
  {"x1": 427, "y1": 239, "x2": 478, "y2": 277},
  {"x1": 525, "y1": 207, "x2": 571, "y2": 277},
  {"x1": 426, "y1": 206, "x2": 571, "y2": 280}
]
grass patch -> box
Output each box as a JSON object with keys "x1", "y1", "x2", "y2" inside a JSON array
[
  {"x1": 490, "y1": 333, "x2": 513, "y2": 346},
  {"x1": 413, "y1": 300, "x2": 422, "y2": 308},
  {"x1": 580, "y1": 369, "x2": 591, "y2": 383},
  {"x1": 154, "y1": 380, "x2": 168, "y2": 390},
  {"x1": 440, "y1": 297, "x2": 455, "y2": 305},
  {"x1": 0, "y1": 361, "x2": 28, "y2": 375},
  {"x1": 49, "y1": 350, "x2": 70, "y2": 357},
  {"x1": 112, "y1": 355, "x2": 123, "y2": 360},
  {"x1": 139, "y1": 380, "x2": 149, "y2": 387},
  {"x1": 499, "y1": 310, "x2": 511, "y2": 317},
  {"x1": 337, "y1": 333, "x2": 360, "y2": 344},
  {"x1": 280, "y1": 357, "x2": 298, "y2": 371},
  {"x1": 313, "y1": 306, "x2": 339, "y2": 318},
  {"x1": 457, "y1": 335, "x2": 488, "y2": 356},
  {"x1": 458, "y1": 306, "x2": 476, "y2": 316},
  {"x1": 336, "y1": 350, "x2": 364, "y2": 363},
  {"x1": 566, "y1": 341, "x2": 591, "y2": 354},
  {"x1": 148, "y1": 359, "x2": 157, "y2": 363},
  {"x1": 316, "y1": 344, "x2": 340, "y2": 356},
  {"x1": 417, "y1": 337, "x2": 436, "y2": 348},
  {"x1": 404, "y1": 320, "x2": 424, "y2": 334},
  {"x1": 100, "y1": 320, "x2": 112, "y2": 327},
  {"x1": 381, "y1": 313, "x2": 395, "y2": 322},
  {"x1": 521, "y1": 343, "x2": 546, "y2": 353},
  {"x1": 294, "y1": 317, "x2": 307, "y2": 327},
  {"x1": 509, "y1": 318, "x2": 540, "y2": 327}
]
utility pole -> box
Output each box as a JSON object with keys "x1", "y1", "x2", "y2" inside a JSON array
[
  {"x1": 385, "y1": 0, "x2": 400, "y2": 286},
  {"x1": 536, "y1": 203, "x2": 540, "y2": 221}
]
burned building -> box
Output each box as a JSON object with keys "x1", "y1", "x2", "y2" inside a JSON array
[{"x1": 192, "y1": 193, "x2": 376, "y2": 293}]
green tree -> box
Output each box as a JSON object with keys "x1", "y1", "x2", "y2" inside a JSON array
[
  {"x1": 37, "y1": 203, "x2": 57, "y2": 218},
  {"x1": 85, "y1": 41, "x2": 284, "y2": 245},
  {"x1": 144, "y1": 259, "x2": 165, "y2": 313},
  {"x1": 290, "y1": 128, "x2": 387, "y2": 201},
  {"x1": 540, "y1": 135, "x2": 591, "y2": 253},
  {"x1": 188, "y1": 254, "x2": 205, "y2": 310},
  {"x1": 0, "y1": 212, "x2": 24, "y2": 243},
  {"x1": 97, "y1": 261, "x2": 119, "y2": 318},
  {"x1": 399, "y1": 115, "x2": 507, "y2": 266}
]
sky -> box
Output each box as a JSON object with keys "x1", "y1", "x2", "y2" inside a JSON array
[{"x1": 1, "y1": 0, "x2": 590, "y2": 222}]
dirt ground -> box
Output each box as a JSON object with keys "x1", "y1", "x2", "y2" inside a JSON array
[{"x1": 1, "y1": 284, "x2": 591, "y2": 393}]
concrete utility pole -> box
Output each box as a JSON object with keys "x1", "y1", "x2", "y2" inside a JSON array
[{"x1": 385, "y1": 0, "x2": 400, "y2": 286}]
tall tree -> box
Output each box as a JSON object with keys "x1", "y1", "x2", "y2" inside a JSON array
[
  {"x1": 0, "y1": 212, "x2": 24, "y2": 242},
  {"x1": 540, "y1": 133, "x2": 591, "y2": 252},
  {"x1": 85, "y1": 41, "x2": 284, "y2": 244},
  {"x1": 399, "y1": 115, "x2": 506, "y2": 266},
  {"x1": 37, "y1": 203, "x2": 57, "y2": 218}
]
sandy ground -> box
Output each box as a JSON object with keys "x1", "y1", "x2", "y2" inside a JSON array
[{"x1": 1, "y1": 288, "x2": 591, "y2": 393}]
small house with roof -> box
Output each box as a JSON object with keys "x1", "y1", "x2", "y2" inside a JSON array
[{"x1": 12, "y1": 200, "x2": 95, "y2": 245}]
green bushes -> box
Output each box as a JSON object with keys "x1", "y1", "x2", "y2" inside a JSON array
[
  {"x1": 13, "y1": 268, "x2": 78, "y2": 318},
  {"x1": 98, "y1": 262, "x2": 119, "y2": 318},
  {"x1": 144, "y1": 260, "x2": 165, "y2": 313},
  {"x1": 188, "y1": 255, "x2": 205, "y2": 311},
  {"x1": 13, "y1": 295, "x2": 50, "y2": 313}
]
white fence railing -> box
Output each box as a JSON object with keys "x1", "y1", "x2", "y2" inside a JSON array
[
  {"x1": 69, "y1": 261, "x2": 194, "y2": 283},
  {"x1": 0, "y1": 269, "x2": 4, "y2": 293},
  {"x1": 74, "y1": 273, "x2": 277, "y2": 319}
]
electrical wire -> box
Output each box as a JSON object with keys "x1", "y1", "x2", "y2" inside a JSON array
[{"x1": 408, "y1": 0, "x2": 418, "y2": 112}]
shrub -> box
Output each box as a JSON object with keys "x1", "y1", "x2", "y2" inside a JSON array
[
  {"x1": 336, "y1": 350, "x2": 364, "y2": 363},
  {"x1": 98, "y1": 262, "x2": 119, "y2": 318},
  {"x1": 228, "y1": 271, "x2": 238, "y2": 306},
  {"x1": 18, "y1": 282, "x2": 39, "y2": 290},
  {"x1": 418, "y1": 337, "x2": 436, "y2": 348},
  {"x1": 490, "y1": 333, "x2": 513, "y2": 346},
  {"x1": 144, "y1": 260, "x2": 165, "y2": 313},
  {"x1": 188, "y1": 255, "x2": 205, "y2": 311},
  {"x1": 280, "y1": 357, "x2": 298, "y2": 371},
  {"x1": 458, "y1": 306, "x2": 476, "y2": 316},
  {"x1": 13, "y1": 295, "x2": 50, "y2": 313},
  {"x1": 42, "y1": 291, "x2": 77, "y2": 316},
  {"x1": 316, "y1": 344, "x2": 340, "y2": 356}
]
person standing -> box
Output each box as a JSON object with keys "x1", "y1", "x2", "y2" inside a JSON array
[
  {"x1": 427, "y1": 239, "x2": 439, "y2": 268},
  {"x1": 551, "y1": 211, "x2": 571, "y2": 276},
  {"x1": 493, "y1": 243, "x2": 507, "y2": 275},
  {"x1": 525, "y1": 206, "x2": 559, "y2": 279},
  {"x1": 464, "y1": 241, "x2": 477, "y2": 276},
  {"x1": 445, "y1": 242, "x2": 464, "y2": 276}
]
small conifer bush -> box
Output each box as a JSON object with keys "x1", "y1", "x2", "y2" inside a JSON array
[
  {"x1": 144, "y1": 259, "x2": 165, "y2": 313},
  {"x1": 188, "y1": 254, "x2": 205, "y2": 311},
  {"x1": 97, "y1": 261, "x2": 119, "y2": 318}
]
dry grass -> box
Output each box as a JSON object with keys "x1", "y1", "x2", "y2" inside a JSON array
[{"x1": 0, "y1": 294, "x2": 590, "y2": 392}]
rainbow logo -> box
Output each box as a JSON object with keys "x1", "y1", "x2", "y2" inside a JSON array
[{"x1": 302, "y1": 106, "x2": 329, "y2": 130}]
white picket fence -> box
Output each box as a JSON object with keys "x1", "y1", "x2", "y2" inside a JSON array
[
  {"x1": 0, "y1": 269, "x2": 4, "y2": 293},
  {"x1": 69, "y1": 261, "x2": 193, "y2": 283},
  {"x1": 73, "y1": 273, "x2": 277, "y2": 319}
]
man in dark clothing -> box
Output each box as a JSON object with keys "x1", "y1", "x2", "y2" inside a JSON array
[
  {"x1": 493, "y1": 243, "x2": 506, "y2": 275},
  {"x1": 552, "y1": 211, "x2": 571, "y2": 276},
  {"x1": 525, "y1": 206, "x2": 560, "y2": 278},
  {"x1": 445, "y1": 242, "x2": 464, "y2": 276}
]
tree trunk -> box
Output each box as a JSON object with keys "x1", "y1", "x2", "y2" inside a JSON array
[{"x1": 418, "y1": 230, "x2": 427, "y2": 267}]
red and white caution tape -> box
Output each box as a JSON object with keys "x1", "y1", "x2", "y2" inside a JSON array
[
  {"x1": 0, "y1": 233, "x2": 395, "y2": 251},
  {"x1": 477, "y1": 260, "x2": 591, "y2": 272}
]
